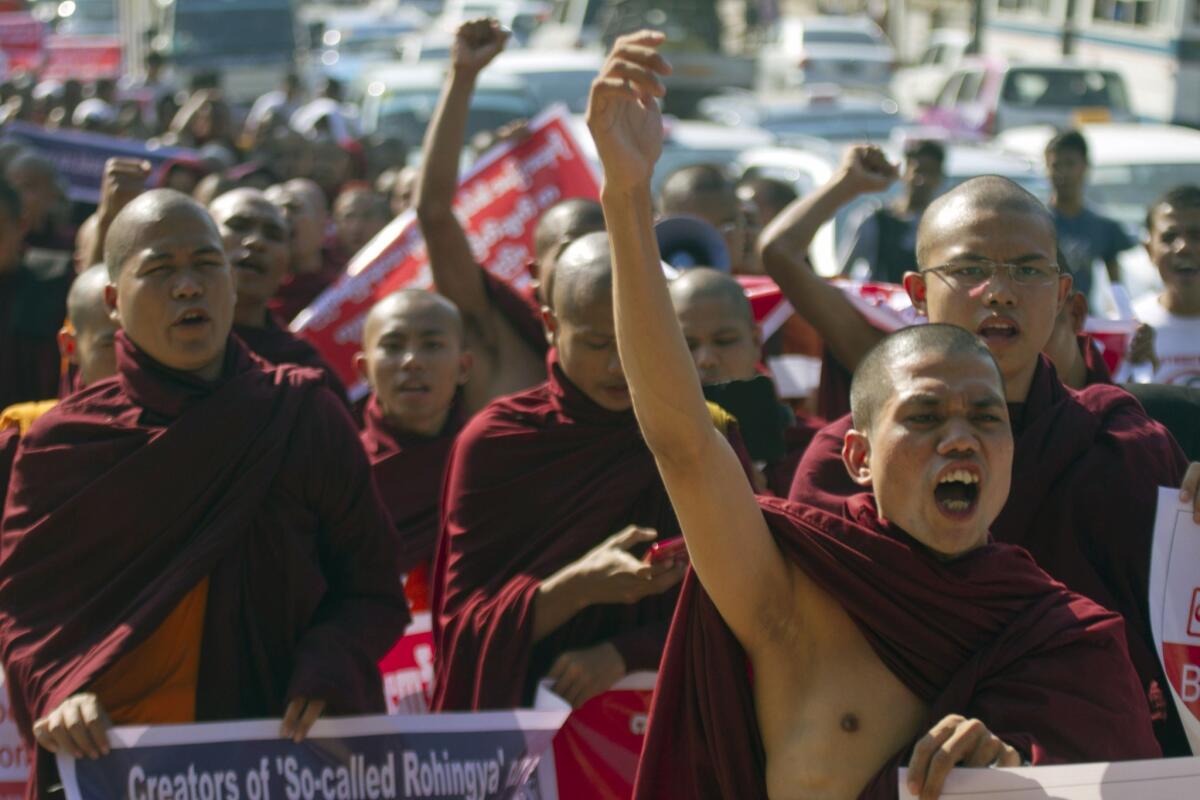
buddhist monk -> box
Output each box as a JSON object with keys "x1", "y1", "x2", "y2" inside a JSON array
[
  {"x1": 0, "y1": 189, "x2": 409, "y2": 797},
  {"x1": 586, "y1": 40, "x2": 1161, "y2": 798},
  {"x1": 765, "y1": 149, "x2": 1200, "y2": 754},
  {"x1": 1042, "y1": 288, "x2": 1112, "y2": 388},
  {"x1": 332, "y1": 185, "x2": 389, "y2": 262},
  {"x1": 209, "y1": 188, "x2": 348, "y2": 401},
  {"x1": 669, "y1": 267, "x2": 818, "y2": 494},
  {"x1": 416, "y1": 19, "x2": 605, "y2": 414},
  {"x1": 0, "y1": 178, "x2": 70, "y2": 409},
  {"x1": 357, "y1": 289, "x2": 472, "y2": 611},
  {"x1": 659, "y1": 163, "x2": 758, "y2": 275},
  {"x1": 432, "y1": 230, "x2": 697, "y2": 711},
  {"x1": 264, "y1": 178, "x2": 344, "y2": 323}
]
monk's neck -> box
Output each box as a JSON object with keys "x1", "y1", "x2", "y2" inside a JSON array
[
  {"x1": 1003, "y1": 360, "x2": 1039, "y2": 404},
  {"x1": 1162, "y1": 288, "x2": 1200, "y2": 317},
  {"x1": 233, "y1": 303, "x2": 270, "y2": 329},
  {"x1": 293, "y1": 249, "x2": 323, "y2": 275},
  {"x1": 383, "y1": 405, "x2": 452, "y2": 439}
]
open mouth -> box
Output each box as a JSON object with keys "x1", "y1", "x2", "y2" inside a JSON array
[
  {"x1": 934, "y1": 468, "x2": 981, "y2": 517},
  {"x1": 977, "y1": 317, "x2": 1019, "y2": 343},
  {"x1": 395, "y1": 384, "x2": 430, "y2": 395},
  {"x1": 174, "y1": 309, "x2": 211, "y2": 328},
  {"x1": 234, "y1": 256, "x2": 266, "y2": 274},
  {"x1": 1171, "y1": 262, "x2": 1199, "y2": 276}
]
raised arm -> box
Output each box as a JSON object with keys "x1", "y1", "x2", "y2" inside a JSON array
[
  {"x1": 759, "y1": 145, "x2": 897, "y2": 372},
  {"x1": 415, "y1": 19, "x2": 508, "y2": 348},
  {"x1": 588, "y1": 33, "x2": 793, "y2": 651}
]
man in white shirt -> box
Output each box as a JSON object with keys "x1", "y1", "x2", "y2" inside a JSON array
[{"x1": 1133, "y1": 186, "x2": 1200, "y2": 388}]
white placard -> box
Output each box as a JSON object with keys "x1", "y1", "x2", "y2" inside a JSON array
[{"x1": 899, "y1": 756, "x2": 1200, "y2": 799}]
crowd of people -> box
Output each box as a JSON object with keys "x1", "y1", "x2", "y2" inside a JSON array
[{"x1": 0, "y1": 14, "x2": 1199, "y2": 800}]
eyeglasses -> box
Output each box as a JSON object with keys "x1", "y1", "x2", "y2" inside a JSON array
[{"x1": 921, "y1": 260, "x2": 1061, "y2": 288}]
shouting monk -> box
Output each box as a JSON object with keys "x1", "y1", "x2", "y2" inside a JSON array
[
  {"x1": 431, "y1": 230, "x2": 694, "y2": 711},
  {"x1": 417, "y1": 19, "x2": 605, "y2": 413},
  {"x1": 769, "y1": 151, "x2": 1200, "y2": 754},
  {"x1": 358, "y1": 289, "x2": 472, "y2": 611},
  {"x1": 209, "y1": 188, "x2": 349, "y2": 402},
  {"x1": 0, "y1": 190, "x2": 409, "y2": 797},
  {"x1": 586, "y1": 36, "x2": 1161, "y2": 799}
]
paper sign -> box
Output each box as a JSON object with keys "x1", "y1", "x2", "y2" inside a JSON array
[
  {"x1": 899, "y1": 756, "x2": 1200, "y2": 798},
  {"x1": 0, "y1": 669, "x2": 29, "y2": 799},
  {"x1": 293, "y1": 105, "x2": 600, "y2": 395},
  {"x1": 379, "y1": 612, "x2": 435, "y2": 716},
  {"x1": 1150, "y1": 486, "x2": 1200, "y2": 754},
  {"x1": 58, "y1": 710, "x2": 569, "y2": 800}
]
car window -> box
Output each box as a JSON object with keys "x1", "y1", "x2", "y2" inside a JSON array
[
  {"x1": 955, "y1": 70, "x2": 985, "y2": 103},
  {"x1": 936, "y1": 72, "x2": 966, "y2": 107},
  {"x1": 1000, "y1": 68, "x2": 1129, "y2": 110},
  {"x1": 921, "y1": 44, "x2": 945, "y2": 65},
  {"x1": 801, "y1": 30, "x2": 881, "y2": 46}
]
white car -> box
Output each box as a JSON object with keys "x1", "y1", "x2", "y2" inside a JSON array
[
  {"x1": 736, "y1": 142, "x2": 1047, "y2": 277},
  {"x1": 758, "y1": 16, "x2": 896, "y2": 93},
  {"x1": 489, "y1": 49, "x2": 603, "y2": 114},
  {"x1": 996, "y1": 122, "x2": 1200, "y2": 304},
  {"x1": 891, "y1": 28, "x2": 970, "y2": 115}
]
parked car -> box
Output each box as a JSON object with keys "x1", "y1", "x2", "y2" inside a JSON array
[
  {"x1": 698, "y1": 88, "x2": 908, "y2": 148},
  {"x1": 358, "y1": 63, "x2": 539, "y2": 149},
  {"x1": 318, "y1": 8, "x2": 430, "y2": 82},
  {"x1": 736, "y1": 142, "x2": 1047, "y2": 276},
  {"x1": 891, "y1": 28, "x2": 970, "y2": 115},
  {"x1": 757, "y1": 16, "x2": 895, "y2": 93},
  {"x1": 488, "y1": 48, "x2": 603, "y2": 114},
  {"x1": 996, "y1": 122, "x2": 1200, "y2": 303},
  {"x1": 919, "y1": 58, "x2": 1136, "y2": 139}
]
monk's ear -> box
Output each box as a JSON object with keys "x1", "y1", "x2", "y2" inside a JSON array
[
  {"x1": 1055, "y1": 272, "x2": 1073, "y2": 316},
  {"x1": 841, "y1": 429, "x2": 873, "y2": 487},
  {"x1": 57, "y1": 325, "x2": 79, "y2": 365},
  {"x1": 103, "y1": 283, "x2": 120, "y2": 323},
  {"x1": 1068, "y1": 291, "x2": 1088, "y2": 335},
  {"x1": 457, "y1": 349, "x2": 474, "y2": 385},
  {"x1": 902, "y1": 271, "x2": 928, "y2": 317},
  {"x1": 353, "y1": 351, "x2": 369, "y2": 382},
  {"x1": 751, "y1": 322, "x2": 763, "y2": 350}
]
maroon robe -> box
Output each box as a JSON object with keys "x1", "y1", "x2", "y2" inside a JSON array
[
  {"x1": 1081, "y1": 333, "x2": 1113, "y2": 385},
  {"x1": 360, "y1": 394, "x2": 464, "y2": 609},
  {"x1": 234, "y1": 315, "x2": 349, "y2": 403},
  {"x1": 634, "y1": 494, "x2": 1160, "y2": 799},
  {"x1": 789, "y1": 356, "x2": 1191, "y2": 755},
  {"x1": 431, "y1": 357, "x2": 684, "y2": 710},
  {"x1": 0, "y1": 332, "x2": 409, "y2": 797},
  {"x1": 0, "y1": 263, "x2": 70, "y2": 409},
  {"x1": 268, "y1": 246, "x2": 346, "y2": 324}
]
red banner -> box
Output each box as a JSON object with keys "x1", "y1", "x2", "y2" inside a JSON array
[
  {"x1": 378, "y1": 612, "x2": 435, "y2": 716},
  {"x1": 294, "y1": 107, "x2": 600, "y2": 394},
  {"x1": 41, "y1": 35, "x2": 122, "y2": 81},
  {"x1": 0, "y1": 13, "x2": 44, "y2": 72}
]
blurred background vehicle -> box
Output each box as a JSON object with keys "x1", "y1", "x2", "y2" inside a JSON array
[
  {"x1": 757, "y1": 15, "x2": 895, "y2": 93},
  {"x1": 890, "y1": 27, "x2": 969, "y2": 115},
  {"x1": 698, "y1": 86, "x2": 908, "y2": 147}
]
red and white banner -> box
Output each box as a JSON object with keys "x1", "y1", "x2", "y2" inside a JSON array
[
  {"x1": 379, "y1": 612, "x2": 435, "y2": 716},
  {"x1": 41, "y1": 35, "x2": 122, "y2": 81},
  {"x1": 294, "y1": 106, "x2": 600, "y2": 395},
  {"x1": 534, "y1": 672, "x2": 656, "y2": 799},
  {"x1": 0, "y1": 13, "x2": 44, "y2": 73},
  {"x1": 0, "y1": 670, "x2": 30, "y2": 799},
  {"x1": 1150, "y1": 486, "x2": 1200, "y2": 755}
]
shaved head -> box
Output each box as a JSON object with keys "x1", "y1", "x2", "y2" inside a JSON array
[
  {"x1": 67, "y1": 263, "x2": 112, "y2": 331},
  {"x1": 283, "y1": 178, "x2": 328, "y2": 219},
  {"x1": 362, "y1": 288, "x2": 465, "y2": 349},
  {"x1": 552, "y1": 231, "x2": 614, "y2": 323},
  {"x1": 533, "y1": 198, "x2": 607, "y2": 264},
  {"x1": 850, "y1": 324, "x2": 1003, "y2": 433},
  {"x1": 104, "y1": 189, "x2": 220, "y2": 280},
  {"x1": 668, "y1": 268, "x2": 753, "y2": 325},
  {"x1": 659, "y1": 164, "x2": 736, "y2": 214},
  {"x1": 916, "y1": 176, "x2": 1055, "y2": 268}
]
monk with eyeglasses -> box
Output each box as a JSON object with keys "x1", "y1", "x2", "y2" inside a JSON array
[{"x1": 758, "y1": 145, "x2": 1200, "y2": 756}]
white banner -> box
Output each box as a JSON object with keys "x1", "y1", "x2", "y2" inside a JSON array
[
  {"x1": 899, "y1": 757, "x2": 1200, "y2": 798},
  {"x1": 1150, "y1": 486, "x2": 1200, "y2": 754}
]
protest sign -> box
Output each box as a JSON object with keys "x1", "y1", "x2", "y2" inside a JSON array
[
  {"x1": 41, "y1": 35, "x2": 122, "y2": 81},
  {"x1": 533, "y1": 672, "x2": 656, "y2": 800},
  {"x1": 0, "y1": 13, "x2": 44, "y2": 72},
  {"x1": 293, "y1": 105, "x2": 599, "y2": 396},
  {"x1": 3, "y1": 122, "x2": 197, "y2": 204},
  {"x1": 899, "y1": 756, "x2": 1200, "y2": 799},
  {"x1": 0, "y1": 670, "x2": 29, "y2": 800},
  {"x1": 58, "y1": 710, "x2": 569, "y2": 800},
  {"x1": 380, "y1": 613, "x2": 435, "y2": 716},
  {"x1": 1150, "y1": 486, "x2": 1200, "y2": 754}
]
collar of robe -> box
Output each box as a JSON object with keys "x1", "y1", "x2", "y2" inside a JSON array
[
  {"x1": 115, "y1": 329, "x2": 252, "y2": 421},
  {"x1": 545, "y1": 350, "x2": 638, "y2": 429}
]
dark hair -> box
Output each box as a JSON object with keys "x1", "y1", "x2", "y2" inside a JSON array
[
  {"x1": 903, "y1": 139, "x2": 945, "y2": 166},
  {"x1": 1145, "y1": 184, "x2": 1200, "y2": 231},
  {"x1": 0, "y1": 177, "x2": 21, "y2": 223},
  {"x1": 1045, "y1": 129, "x2": 1088, "y2": 162}
]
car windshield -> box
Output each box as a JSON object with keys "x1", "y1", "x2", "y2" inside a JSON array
[
  {"x1": 338, "y1": 33, "x2": 404, "y2": 57},
  {"x1": 1000, "y1": 68, "x2": 1129, "y2": 111},
  {"x1": 765, "y1": 109, "x2": 903, "y2": 143},
  {"x1": 1089, "y1": 163, "x2": 1200, "y2": 228},
  {"x1": 511, "y1": 69, "x2": 597, "y2": 113},
  {"x1": 378, "y1": 88, "x2": 536, "y2": 145},
  {"x1": 802, "y1": 30, "x2": 879, "y2": 46},
  {"x1": 172, "y1": 3, "x2": 295, "y2": 64}
]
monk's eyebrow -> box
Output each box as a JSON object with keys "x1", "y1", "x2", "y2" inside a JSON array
[
  {"x1": 192, "y1": 245, "x2": 224, "y2": 257},
  {"x1": 898, "y1": 393, "x2": 942, "y2": 407},
  {"x1": 971, "y1": 395, "x2": 1006, "y2": 410}
]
